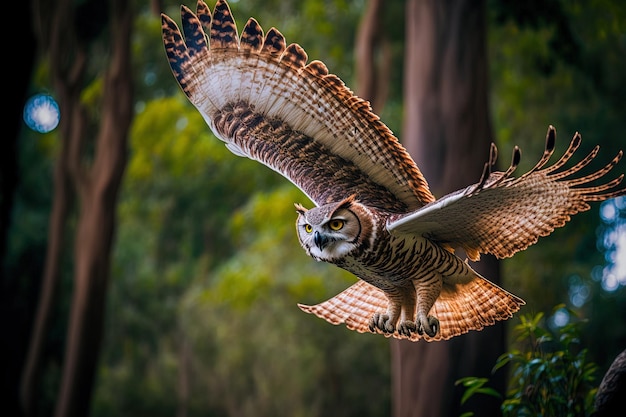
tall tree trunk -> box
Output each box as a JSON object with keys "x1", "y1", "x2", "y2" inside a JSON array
[
  {"x1": 20, "y1": 0, "x2": 133, "y2": 416},
  {"x1": 355, "y1": 0, "x2": 391, "y2": 114},
  {"x1": 54, "y1": 0, "x2": 132, "y2": 415},
  {"x1": 20, "y1": 133, "x2": 75, "y2": 417},
  {"x1": 393, "y1": 1, "x2": 505, "y2": 416},
  {"x1": 20, "y1": 0, "x2": 85, "y2": 414}
]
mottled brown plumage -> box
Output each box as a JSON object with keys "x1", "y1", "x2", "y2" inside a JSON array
[{"x1": 161, "y1": 0, "x2": 626, "y2": 341}]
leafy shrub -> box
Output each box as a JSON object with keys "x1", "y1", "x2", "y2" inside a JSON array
[{"x1": 457, "y1": 305, "x2": 599, "y2": 417}]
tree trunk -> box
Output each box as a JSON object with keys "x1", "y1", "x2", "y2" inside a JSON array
[
  {"x1": 355, "y1": 0, "x2": 392, "y2": 114},
  {"x1": 594, "y1": 348, "x2": 626, "y2": 417},
  {"x1": 393, "y1": 1, "x2": 505, "y2": 416},
  {"x1": 20, "y1": 0, "x2": 86, "y2": 413},
  {"x1": 20, "y1": 0, "x2": 133, "y2": 416},
  {"x1": 54, "y1": 0, "x2": 132, "y2": 415},
  {"x1": 20, "y1": 137, "x2": 74, "y2": 417}
]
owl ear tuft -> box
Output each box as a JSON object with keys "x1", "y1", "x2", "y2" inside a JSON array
[
  {"x1": 338, "y1": 194, "x2": 357, "y2": 209},
  {"x1": 331, "y1": 194, "x2": 357, "y2": 215},
  {"x1": 294, "y1": 203, "x2": 308, "y2": 215}
]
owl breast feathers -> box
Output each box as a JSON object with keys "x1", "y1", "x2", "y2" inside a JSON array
[{"x1": 161, "y1": 0, "x2": 626, "y2": 341}]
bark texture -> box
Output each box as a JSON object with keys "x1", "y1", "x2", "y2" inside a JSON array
[
  {"x1": 594, "y1": 348, "x2": 626, "y2": 417},
  {"x1": 393, "y1": 1, "x2": 505, "y2": 416}
]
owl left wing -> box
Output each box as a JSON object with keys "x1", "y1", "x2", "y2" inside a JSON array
[
  {"x1": 161, "y1": 0, "x2": 435, "y2": 212},
  {"x1": 387, "y1": 126, "x2": 626, "y2": 261}
]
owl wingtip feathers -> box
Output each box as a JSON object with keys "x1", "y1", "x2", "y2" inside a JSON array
[
  {"x1": 546, "y1": 125, "x2": 557, "y2": 151},
  {"x1": 164, "y1": 1, "x2": 309, "y2": 69}
]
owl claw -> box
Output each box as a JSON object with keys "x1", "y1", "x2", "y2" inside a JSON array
[
  {"x1": 417, "y1": 315, "x2": 439, "y2": 337},
  {"x1": 369, "y1": 313, "x2": 394, "y2": 333},
  {"x1": 397, "y1": 321, "x2": 417, "y2": 337}
]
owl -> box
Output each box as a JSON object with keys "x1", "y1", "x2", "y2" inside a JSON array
[{"x1": 161, "y1": 0, "x2": 626, "y2": 341}]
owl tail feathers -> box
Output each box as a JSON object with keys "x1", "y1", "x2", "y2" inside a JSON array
[
  {"x1": 297, "y1": 276, "x2": 525, "y2": 342},
  {"x1": 432, "y1": 275, "x2": 525, "y2": 341}
]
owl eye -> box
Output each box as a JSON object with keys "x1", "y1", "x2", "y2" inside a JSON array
[
  {"x1": 328, "y1": 219, "x2": 344, "y2": 231},
  {"x1": 304, "y1": 224, "x2": 313, "y2": 233}
]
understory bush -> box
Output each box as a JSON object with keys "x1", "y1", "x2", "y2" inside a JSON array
[{"x1": 457, "y1": 305, "x2": 599, "y2": 417}]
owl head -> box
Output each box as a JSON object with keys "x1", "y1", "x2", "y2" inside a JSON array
[{"x1": 295, "y1": 195, "x2": 372, "y2": 262}]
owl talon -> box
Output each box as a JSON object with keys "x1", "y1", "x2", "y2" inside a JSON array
[
  {"x1": 417, "y1": 315, "x2": 439, "y2": 337},
  {"x1": 398, "y1": 320, "x2": 417, "y2": 337},
  {"x1": 369, "y1": 313, "x2": 394, "y2": 333}
]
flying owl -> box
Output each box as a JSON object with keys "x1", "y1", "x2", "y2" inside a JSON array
[{"x1": 161, "y1": 0, "x2": 626, "y2": 341}]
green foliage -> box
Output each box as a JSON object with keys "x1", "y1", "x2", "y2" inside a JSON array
[
  {"x1": 458, "y1": 306, "x2": 600, "y2": 417},
  {"x1": 177, "y1": 186, "x2": 390, "y2": 417},
  {"x1": 94, "y1": 84, "x2": 391, "y2": 416},
  {"x1": 7, "y1": 0, "x2": 623, "y2": 416},
  {"x1": 85, "y1": 1, "x2": 626, "y2": 415},
  {"x1": 229, "y1": 0, "x2": 362, "y2": 79},
  {"x1": 93, "y1": 96, "x2": 284, "y2": 416},
  {"x1": 487, "y1": 0, "x2": 626, "y2": 378},
  {"x1": 498, "y1": 307, "x2": 599, "y2": 416},
  {"x1": 456, "y1": 377, "x2": 502, "y2": 410}
]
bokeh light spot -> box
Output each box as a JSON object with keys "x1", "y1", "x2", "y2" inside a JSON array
[
  {"x1": 551, "y1": 308, "x2": 570, "y2": 328},
  {"x1": 597, "y1": 197, "x2": 626, "y2": 291},
  {"x1": 24, "y1": 94, "x2": 60, "y2": 133}
]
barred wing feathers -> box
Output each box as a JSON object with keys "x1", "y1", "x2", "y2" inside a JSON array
[
  {"x1": 388, "y1": 126, "x2": 626, "y2": 261},
  {"x1": 161, "y1": 0, "x2": 435, "y2": 211},
  {"x1": 298, "y1": 273, "x2": 523, "y2": 342}
]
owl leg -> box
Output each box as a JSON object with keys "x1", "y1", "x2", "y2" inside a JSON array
[
  {"x1": 396, "y1": 299, "x2": 418, "y2": 337},
  {"x1": 414, "y1": 273, "x2": 443, "y2": 337}
]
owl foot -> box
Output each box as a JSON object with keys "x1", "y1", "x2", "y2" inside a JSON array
[
  {"x1": 397, "y1": 320, "x2": 418, "y2": 337},
  {"x1": 416, "y1": 315, "x2": 439, "y2": 337},
  {"x1": 369, "y1": 313, "x2": 395, "y2": 333}
]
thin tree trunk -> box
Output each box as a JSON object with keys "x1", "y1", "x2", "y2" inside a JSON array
[
  {"x1": 20, "y1": 1, "x2": 85, "y2": 411},
  {"x1": 393, "y1": 1, "x2": 505, "y2": 416},
  {"x1": 54, "y1": 0, "x2": 132, "y2": 415},
  {"x1": 20, "y1": 144, "x2": 74, "y2": 417},
  {"x1": 20, "y1": 0, "x2": 133, "y2": 416}
]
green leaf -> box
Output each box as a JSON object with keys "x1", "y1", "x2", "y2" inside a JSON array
[{"x1": 455, "y1": 377, "x2": 501, "y2": 405}]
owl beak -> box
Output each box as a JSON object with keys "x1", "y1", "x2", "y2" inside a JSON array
[{"x1": 314, "y1": 231, "x2": 329, "y2": 251}]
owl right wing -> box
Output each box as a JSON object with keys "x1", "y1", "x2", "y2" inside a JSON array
[
  {"x1": 387, "y1": 126, "x2": 626, "y2": 261},
  {"x1": 161, "y1": 0, "x2": 435, "y2": 212}
]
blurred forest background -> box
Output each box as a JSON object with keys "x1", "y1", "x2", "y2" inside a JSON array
[{"x1": 2, "y1": 0, "x2": 625, "y2": 416}]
